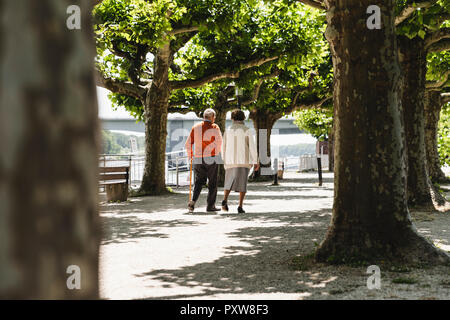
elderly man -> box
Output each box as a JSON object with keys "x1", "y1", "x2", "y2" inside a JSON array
[{"x1": 185, "y1": 108, "x2": 223, "y2": 213}]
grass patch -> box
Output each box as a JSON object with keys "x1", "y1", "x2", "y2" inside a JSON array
[
  {"x1": 289, "y1": 253, "x2": 315, "y2": 271},
  {"x1": 410, "y1": 211, "x2": 435, "y2": 222},
  {"x1": 329, "y1": 289, "x2": 347, "y2": 295},
  {"x1": 389, "y1": 265, "x2": 411, "y2": 273},
  {"x1": 392, "y1": 277, "x2": 418, "y2": 284},
  {"x1": 440, "y1": 280, "x2": 450, "y2": 287}
]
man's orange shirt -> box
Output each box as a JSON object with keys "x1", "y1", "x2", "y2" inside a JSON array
[{"x1": 185, "y1": 121, "x2": 223, "y2": 158}]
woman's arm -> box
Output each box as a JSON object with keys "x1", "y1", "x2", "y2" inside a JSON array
[
  {"x1": 248, "y1": 129, "x2": 258, "y2": 165},
  {"x1": 221, "y1": 130, "x2": 227, "y2": 162}
]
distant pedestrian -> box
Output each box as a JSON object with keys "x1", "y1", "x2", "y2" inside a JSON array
[
  {"x1": 221, "y1": 109, "x2": 259, "y2": 213},
  {"x1": 185, "y1": 109, "x2": 223, "y2": 213}
]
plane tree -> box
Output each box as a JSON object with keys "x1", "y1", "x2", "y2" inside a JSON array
[
  {"x1": 160, "y1": 1, "x2": 331, "y2": 180},
  {"x1": 244, "y1": 62, "x2": 332, "y2": 178},
  {"x1": 437, "y1": 96, "x2": 450, "y2": 170},
  {"x1": 293, "y1": 108, "x2": 333, "y2": 141},
  {"x1": 396, "y1": 0, "x2": 449, "y2": 209},
  {"x1": 424, "y1": 51, "x2": 450, "y2": 183},
  {"x1": 298, "y1": 0, "x2": 450, "y2": 265},
  {"x1": 298, "y1": 0, "x2": 450, "y2": 208},
  {"x1": 94, "y1": 0, "x2": 278, "y2": 195}
]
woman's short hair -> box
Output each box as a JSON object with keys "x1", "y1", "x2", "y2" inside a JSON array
[{"x1": 231, "y1": 109, "x2": 245, "y2": 121}]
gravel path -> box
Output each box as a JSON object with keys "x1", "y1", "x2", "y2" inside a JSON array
[{"x1": 99, "y1": 172, "x2": 450, "y2": 300}]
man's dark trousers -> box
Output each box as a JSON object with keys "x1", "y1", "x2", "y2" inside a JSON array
[{"x1": 192, "y1": 156, "x2": 218, "y2": 210}]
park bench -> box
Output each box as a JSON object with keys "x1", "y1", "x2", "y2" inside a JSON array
[{"x1": 99, "y1": 166, "x2": 130, "y2": 202}]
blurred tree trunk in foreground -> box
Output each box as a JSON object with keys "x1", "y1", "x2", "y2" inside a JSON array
[{"x1": 0, "y1": 0, "x2": 100, "y2": 299}]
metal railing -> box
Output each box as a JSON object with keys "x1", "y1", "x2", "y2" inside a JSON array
[
  {"x1": 99, "y1": 150, "x2": 191, "y2": 188},
  {"x1": 279, "y1": 154, "x2": 329, "y2": 172},
  {"x1": 99, "y1": 152, "x2": 330, "y2": 189}
]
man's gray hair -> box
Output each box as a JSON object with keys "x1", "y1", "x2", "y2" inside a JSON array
[{"x1": 203, "y1": 108, "x2": 216, "y2": 120}]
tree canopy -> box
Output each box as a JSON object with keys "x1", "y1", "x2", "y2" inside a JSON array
[
  {"x1": 293, "y1": 108, "x2": 333, "y2": 141},
  {"x1": 96, "y1": 0, "x2": 331, "y2": 120}
]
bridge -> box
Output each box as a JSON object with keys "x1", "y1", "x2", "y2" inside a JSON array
[{"x1": 100, "y1": 112, "x2": 303, "y2": 152}]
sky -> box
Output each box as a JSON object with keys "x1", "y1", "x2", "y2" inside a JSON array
[
  {"x1": 97, "y1": 87, "x2": 317, "y2": 145},
  {"x1": 98, "y1": 87, "x2": 133, "y2": 119}
]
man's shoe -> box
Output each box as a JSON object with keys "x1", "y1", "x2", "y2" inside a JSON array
[
  {"x1": 238, "y1": 206, "x2": 245, "y2": 214},
  {"x1": 188, "y1": 201, "x2": 195, "y2": 213},
  {"x1": 221, "y1": 200, "x2": 229, "y2": 212},
  {"x1": 206, "y1": 207, "x2": 220, "y2": 212}
]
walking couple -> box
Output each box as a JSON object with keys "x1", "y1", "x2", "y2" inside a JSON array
[{"x1": 184, "y1": 108, "x2": 259, "y2": 213}]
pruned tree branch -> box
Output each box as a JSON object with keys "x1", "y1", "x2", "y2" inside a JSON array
[
  {"x1": 170, "y1": 30, "x2": 199, "y2": 53},
  {"x1": 295, "y1": 95, "x2": 333, "y2": 110},
  {"x1": 441, "y1": 92, "x2": 450, "y2": 104},
  {"x1": 426, "y1": 70, "x2": 450, "y2": 90},
  {"x1": 169, "y1": 26, "x2": 200, "y2": 36},
  {"x1": 95, "y1": 69, "x2": 146, "y2": 101},
  {"x1": 168, "y1": 106, "x2": 193, "y2": 114},
  {"x1": 395, "y1": 1, "x2": 438, "y2": 26},
  {"x1": 425, "y1": 28, "x2": 450, "y2": 49},
  {"x1": 169, "y1": 56, "x2": 279, "y2": 90},
  {"x1": 92, "y1": 0, "x2": 104, "y2": 7},
  {"x1": 428, "y1": 38, "x2": 450, "y2": 53},
  {"x1": 109, "y1": 41, "x2": 150, "y2": 86},
  {"x1": 111, "y1": 41, "x2": 133, "y2": 60},
  {"x1": 241, "y1": 69, "x2": 281, "y2": 106},
  {"x1": 286, "y1": 71, "x2": 332, "y2": 114},
  {"x1": 296, "y1": 0, "x2": 326, "y2": 10},
  {"x1": 435, "y1": 13, "x2": 450, "y2": 27}
]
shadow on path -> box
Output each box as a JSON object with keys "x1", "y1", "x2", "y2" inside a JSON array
[
  {"x1": 102, "y1": 216, "x2": 204, "y2": 244},
  {"x1": 133, "y1": 208, "x2": 358, "y2": 300}
]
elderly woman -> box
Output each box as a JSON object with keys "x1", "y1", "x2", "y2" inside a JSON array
[{"x1": 221, "y1": 109, "x2": 259, "y2": 213}]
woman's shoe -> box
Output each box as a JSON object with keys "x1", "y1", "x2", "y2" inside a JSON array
[
  {"x1": 237, "y1": 206, "x2": 245, "y2": 214},
  {"x1": 221, "y1": 200, "x2": 229, "y2": 212}
]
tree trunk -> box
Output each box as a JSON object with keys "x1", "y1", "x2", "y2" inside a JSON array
[
  {"x1": 249, "y1": 110, "x2": 278, "y2": 181},
  {"x1": 328, "y1": 122, "x2": 335, "y2": 172},
  {"x1": 398, "y1": 37, "x2": 448, "y2": 209},
  {"x1": 139, "y1": 44, "x2": 173, "y2": 195},
  {"x1": 424, "y1": 90, "x2": 448, "y2": 183},
  {"x1": 315, "y1": 0, "x2": 449, "y2": 265},
  {"x1": 398, "y1": 37, "x2": 433, "y2": 207},
  {"x1": 215, "y1": 108, "x2": 227, "y2": 187},
  {"x1": 0, "y1": 0, "x2": 100, "y2": 298}
]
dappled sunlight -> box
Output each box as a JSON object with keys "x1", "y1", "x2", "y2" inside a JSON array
[
  {"x1": 99, "y1": 175, "x2": 338, "y2": 299},
  {"x1": 300, "y1": 273, "x2": 338, "y2": 289},
  {"x1": 416, "y1": 216, "x2": 450, "y2": 253},
  {"x1": 99, "y1": 173, "x2": 450, "y2": 300},
  {"x1": 434, "y1": 241, "x2": 450, "y2": 252}
]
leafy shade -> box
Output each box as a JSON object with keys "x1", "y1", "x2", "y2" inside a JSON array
[
  {"x1": 438, "y1": 102, "x2": 450, "y2": 166},
  {"x1": 171, "y1": 1, "x2": 331, "y2": 119},
  {"x1": 396, "y1": 0, "x2": 449, "y2": 40},
  {"x1": 427, "y1": 51, "x2": 450, "y2": 83},
  {"x1": 293, "y1": 108, "x2": 333, "y2": 141},
  {"x1": 109, "y1": 93, "x2": 144, "y2": 121}
]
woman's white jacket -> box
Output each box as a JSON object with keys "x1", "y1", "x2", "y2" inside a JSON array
[{"x1": 221, "y1": 121, "x2": 258, "y2": 170}]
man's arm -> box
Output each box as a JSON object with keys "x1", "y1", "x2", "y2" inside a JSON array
[
  {"x1": 185, "y1": 127, "x2": 195, "y2": 159},
  {"x1": 215, "y1": 126, "x2": 223, "y2": 155}
]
